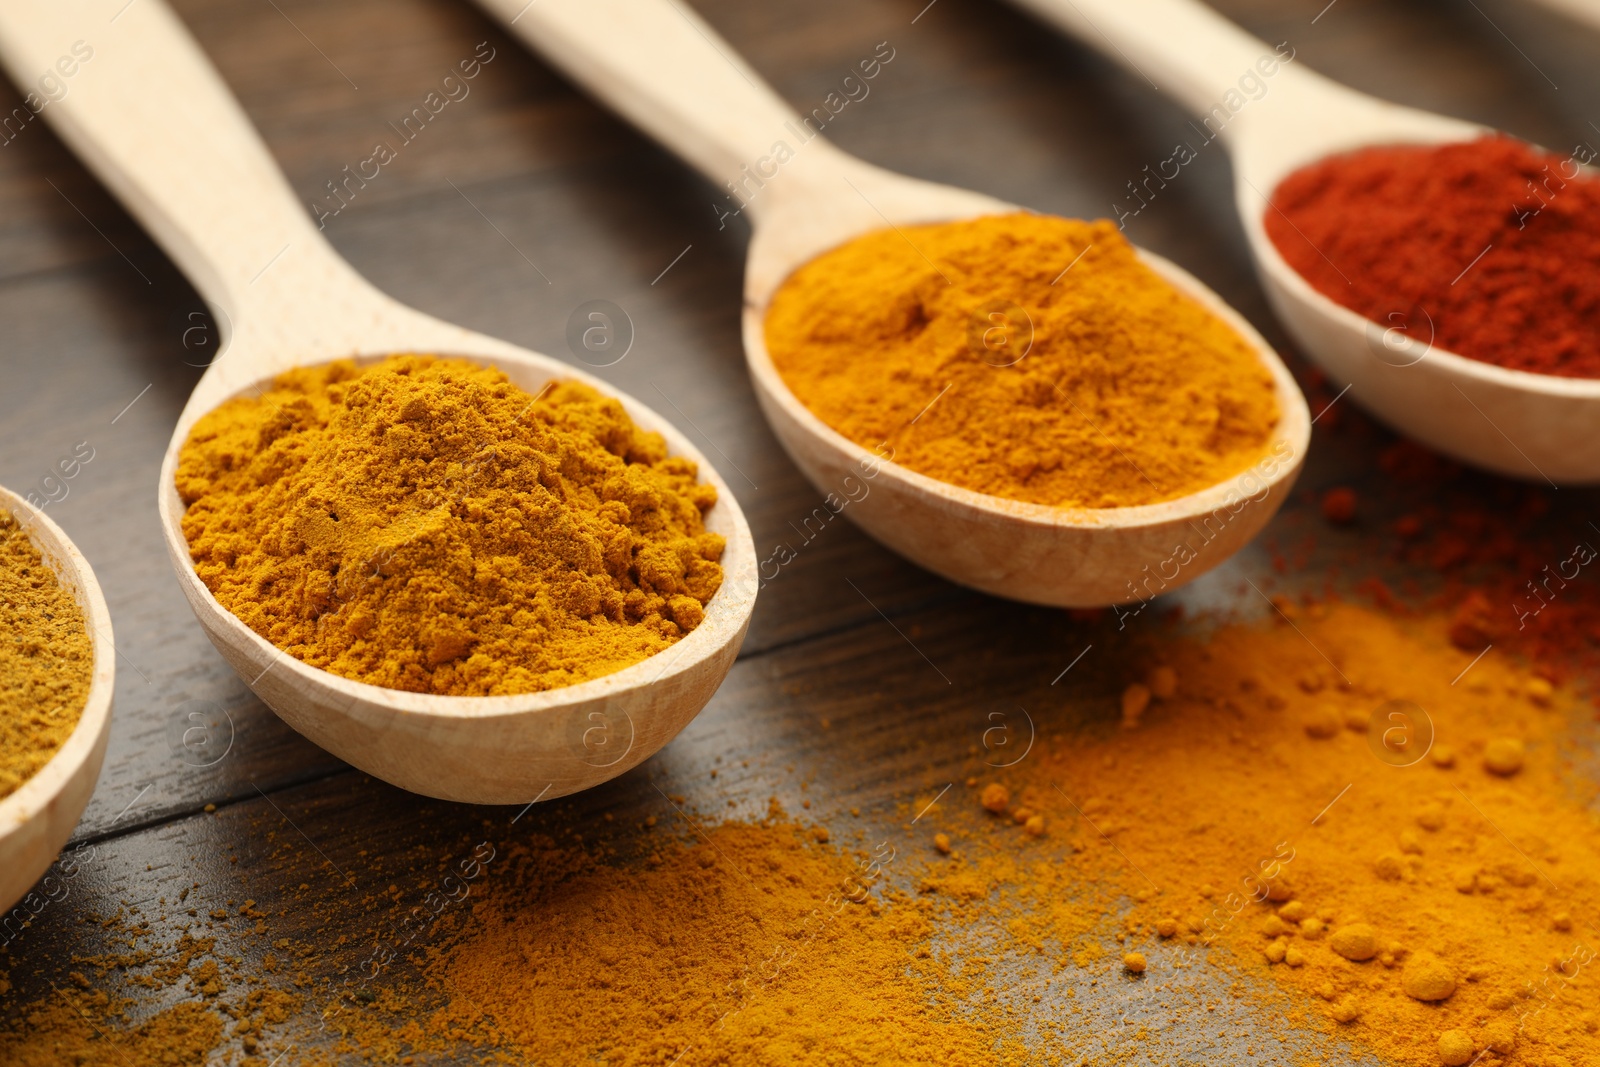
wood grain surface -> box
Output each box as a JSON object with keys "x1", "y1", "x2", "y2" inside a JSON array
[{"x1": 2, "y1": 0, "x2": 1598, "y2": 1061}]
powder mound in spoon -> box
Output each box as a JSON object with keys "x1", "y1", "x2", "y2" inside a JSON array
[
  {"x1": 1265, "y1": 135, "x2": 1600, "y2": 378},
  {"x1": 0, "y1": 507, "x2": 93, "y2": 799},
  {"x1": 764, "y1": 213, "x2": 1281, "y2": 508},
  {"x1": 176, "y1": 355, "x2": 725, "y2": 696}
]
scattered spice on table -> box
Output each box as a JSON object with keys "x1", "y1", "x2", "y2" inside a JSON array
[
  {"x1": 420, "y1": 819, "x2": 1014, "y2": 1065},
  {"x1": 0, "y1": 929, "x2": 300, "y2": 1067},
  {"x1": 321, "y1": 604, "x2": 1600, "y2": 1062},
  {"x1": 1286, "y1": 421, "x2": 1600, "y2": 689},
  {"x1": 0, "y1": 998, "x2": 224, "y2": 1067},
  {"x1": 1266, "y1": 135, "x2": 1600, "y2": 378},
  {"x1": 3, "y1": 599, "x2": 1598, "y2": 1065},
  {"x1": 929, "y1": 600, "x2": 1600, "y2": 1067},
  {"x1": 176, "y1": 355, "x2": 725, "y2": 696},
  {"x1": 331, "y1": 601, "x2": 1600, "y2": 1066},
  {"x1": 0, "y1": 506, "x2": 93, "y2": 799},
  {"x1": 764, "y1": 213, "x2": 1282, "y2": 508}
]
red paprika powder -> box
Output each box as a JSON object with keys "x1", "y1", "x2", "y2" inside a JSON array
[{"x1": 1265, "y1": 136, "x2": 1600, "y2": 378}]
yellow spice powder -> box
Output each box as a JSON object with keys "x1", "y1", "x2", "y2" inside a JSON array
[
  {"x1": 765, "y1": 213, "x2": 1280, "y2": 508},
  {"x1": 0, "y1": 506, "x2": 93, "y2": 799},
  {"x1": 7, "y1": 603, "x2": 1599, "y2": 1067},
  {"x1": 419, "y1": 819, "x2": 1020, "y2": 1066},
  {"x1": 176, "y1": 356, "x2": 726, "y2": 697},
  {"x1": 361, "y1": 604, "x2": 1600, "y2": 1066},
  {"x1": 938, "y1": 601, "x2": 1600, "y2": 1066}
]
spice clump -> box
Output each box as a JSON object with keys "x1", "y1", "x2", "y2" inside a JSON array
[
  {"x1": 764, "y1": 213, "x2": 1281, "y2": 508},
  {"x1": 0, "y1": 508, "x2": 93, "y2": 798},
  {"x1": 176, "y1": 356, "x2": 725, "y2": 696},
  {"x1": 1265, "y1": 135, "x2": 1600, "y2": 378}
]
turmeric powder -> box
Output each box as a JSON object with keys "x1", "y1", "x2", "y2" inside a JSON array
[
  {"x1": 935, "y1": 601, "x2": 1600, "y2": 1066},
  {"x1": 176, "y1": 355, "x2": 725, "y2": 696},
  {"x1": 420, "y1": 818, "x2": 1018, "y2": 1065},
  {"x1": 0, "y1": 506, "x2": 93, "y2": 799},
  {"x1": 9, "y1": 600, "x2": 1600, "y2": 1067},
  {"x1": 0, "y1": 922, "x2": 299, "y2": 1067},
  {"x1": 323, "y1": 602, "x2": 1600, "y2": 1067},
  {"x1": 0, "y1": 1000, "x2": 225, "y2": 1067},
  {"x1": 764, "y1": 213, "x2": 1280, "y2": 508}
]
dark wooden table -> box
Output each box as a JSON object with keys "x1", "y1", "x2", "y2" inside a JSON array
[{"x1": 2, "y1": 0, "x2": 1597, "y2": 1062}]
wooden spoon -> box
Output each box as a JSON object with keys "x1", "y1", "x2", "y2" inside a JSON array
[
  {"x1": 1527, "y1": 0, "x2": 1600, "y2": 33},
  {"x1": 0, "y1": 0, "x2": 756, "y2": 805},
  {"x1": 1009, "y1": 0, "x2": 1600, "y2": 484},
  {"x1": 0, "y1": 487, "x2": 115, "y2": 914},
  {"x1": 475, "y1": 0, "x2": 1310, "y2": 608}
]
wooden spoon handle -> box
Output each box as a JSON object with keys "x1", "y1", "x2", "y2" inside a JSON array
[
  {"x1": 1007, "y1": 0, "x2": 1344, "y2": 144},
  {"x1": 0, "y1": 0, "x2": 374, "y2": 344},
  {"x1": 474, "y1": 0, "x2": 849, "y2": 216}
]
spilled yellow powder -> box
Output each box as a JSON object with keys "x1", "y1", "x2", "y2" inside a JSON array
[
  {"x1": 0, "y1": 1000, "x2": 224, "y2": 1067},
  {"x1": 415, "y1": 818, "x2": 1020, "y2": 1066},
  {"x1": 5, "y1": 602, "x2": 1598, "y2": 1067},
  {"x1": 765, "y1": 213, "x2": 1280, "y2": 508},
  {"x1": 282, "y1": 602, "x2": 1600, "y2": 1066},
  {"x1": 930, "y1": 602, "x2": 1600, "y2": 1066}
]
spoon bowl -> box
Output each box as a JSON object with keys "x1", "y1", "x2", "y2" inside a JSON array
[
  {"x1": 477, "y1": 0, "x2": 1310, "y2": 607},
  {"x1": 0, "y1": 487, "x2": 115, "y2": 914},
  {"x1": 156, "y1": 353, "x2": 755, "y2": 805},
  {"x1": 1010, "y1": 0, "x2": 1600, "y2": 484},
  {"x1": 0, "y1": 0, "x2": 756, "y2": 805}
]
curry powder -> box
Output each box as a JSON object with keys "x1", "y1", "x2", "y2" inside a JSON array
[
  {"x1": 176, "y1": 356, "x2": 725, "y2": 697},
  {"x1": 10, "y1": 604, "x2": 1600, "y2": 1066},
  {"x1": 937, "y1": 601, "x2": 1600, "y2": 1066},
  {"x1": 764, "y1": 213, "x2": 1280, "y2": 508},
  {"x1": 351, "y1": 604, "x2": 1600, "y2": 1066},
  {"x1": 0, "y1": 507, "x2": 92, "y2": 799},
  {"x1": 424, "y1": 819, "x2": 1018, "y2": 1066}
]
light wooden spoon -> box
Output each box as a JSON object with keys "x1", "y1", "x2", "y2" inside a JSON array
[
  {"x1": 0, "y1": 487, "x2": 115, "y2": 915},
  {"x1": 1527, "y1": 0, "x2": 1600, "y2": 33},
  {"x1": 1009, "y1": 0, "x2": 1600, "y2": 484},
  {"x1": 0, "y1": 0, "x2": 756, "y2": 805},
  {"x1": 475, "y1": 0, "x2": 1309, "y2": 608}
]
